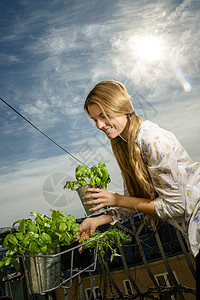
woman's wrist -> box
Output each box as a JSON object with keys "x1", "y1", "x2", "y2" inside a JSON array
[
  {"x1": 114, "y1": 193, "x2": 123, "y2": 207},
  {"x1": 89, "y1": 212, "x2": 114, "y2": 227}
]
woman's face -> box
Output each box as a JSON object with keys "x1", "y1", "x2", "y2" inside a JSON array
[{"x1": 87, "y1": 104, "x2": 128, "y2": 140}]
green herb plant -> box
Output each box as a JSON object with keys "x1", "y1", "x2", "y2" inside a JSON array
[
  {"x1": 0, "y1": 209, "x2": 80, "y2": 270},
  {"x1": 82, "y1": 228, "x2": 132, "y2": 262},
  {"x1": 64, "y1": 162, "x2": 111, "y2": 191}
]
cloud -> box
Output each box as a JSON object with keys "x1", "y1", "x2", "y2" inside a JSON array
[
  {"x1": 0, "y1": 146, "x2": 123, "y2": 227},
  {"x1": 0, "y1": 0, "x2": 200, "y2": 228},
  {"x1": 26, "y1": 27, "x2": 77, "y2": 56},
  {"x1": 151, "y1": 88, "x2": 200, "y2": 161},
  {"x1": 0, "y1": 54, "x2": 20, "y2": 65},
  {"x1": 0, "y1": 153, "x2": 85, "y2": 227},
  {"x1": 109, "y1": 0, "x2": 200, "y2": 99}
]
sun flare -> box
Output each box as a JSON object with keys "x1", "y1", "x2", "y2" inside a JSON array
[{"x1": 129, "y1": 36, "x2": 164, "y2": 62}]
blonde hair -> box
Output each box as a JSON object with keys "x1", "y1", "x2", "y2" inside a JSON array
[{"x1": 84, "y1": 80, "x2": 156, "y2": 199}]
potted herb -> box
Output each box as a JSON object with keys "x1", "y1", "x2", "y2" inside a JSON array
[
  {"x1": 82, "y1": 228, "x2": 132, "y2": 262},
  {"x1": 64, "y1": 162, "x2": 111, "y2": 190},
  {"x1": 0, "y1": 209, "x2": 80, "y2": 294},
  {"x1": 64, "y1": 162, "x2": 111, "y2": 215}
]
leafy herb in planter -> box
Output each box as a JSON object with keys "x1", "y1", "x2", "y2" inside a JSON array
[
  {"x1": 63, "y1": 162, "x2": 111, "y2": 191},
  {"x1": 0, "y1": 209, "x2": 80, "y2": 270},
  {"x1": 82, "y1": 228, "x2": 132, "y2": 262}
]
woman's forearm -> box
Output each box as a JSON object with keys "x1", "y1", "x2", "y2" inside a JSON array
[
  {"x1": 115, "y1": 193, "x2": 156, "y2": 215},
  {"x1": 82, "y1": 187, "x2": 156, "y2": 216},
  {"x1": 92, "y1": 212, "x2": 114, "y2": 227}
]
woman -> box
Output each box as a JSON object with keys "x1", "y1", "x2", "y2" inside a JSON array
[{"x1": 79, "y1": 80, "x2": 200, "y2": 261}]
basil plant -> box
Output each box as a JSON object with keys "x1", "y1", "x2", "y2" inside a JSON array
[
  {"x1": 64, "y1": 162, "x2": 111, "y2": 191},
  {"x1": 0, "y1": 209, "x2": 80, "y2": 270}
]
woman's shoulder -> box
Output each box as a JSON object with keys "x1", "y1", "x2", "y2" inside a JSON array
[
  {"x1": 139, "y1": 120, "x2": 160, "y2": 131},
  {"x1": 137, "y1": 120, "x2": 174, "y2": 138},
  {"x1": 137, "y1": 120, "x2": 160, "y2": 141},
  {"x1": 136, "y1": 120, "x2": 177, "y2": 148}
]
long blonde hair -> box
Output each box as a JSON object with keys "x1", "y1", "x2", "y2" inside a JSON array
[{"x1": 84, "y1": 80, "x2": 156, "y2": 199}]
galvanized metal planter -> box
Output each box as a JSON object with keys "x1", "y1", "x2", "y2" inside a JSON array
[
  {"x1": 20, "y1": 236, "x2": 101, "y2": 295},
  {"x1": 76, "y1": 184, "x2": 109, "y2": 217},
  {"x1": 22, "y1": 246, "x2": 60, "y2": 294}
]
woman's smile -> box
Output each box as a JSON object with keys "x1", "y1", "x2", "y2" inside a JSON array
[
  {"x1": 87, "y1": 104, "x2": 129, "y2": 140},
  {"x1": 103, "y1": 126, "x2": 112, "y2": 134}
]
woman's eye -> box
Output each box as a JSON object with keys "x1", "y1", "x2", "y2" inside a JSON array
[{"x1": 102, "y1": 114, "x2": 110, "y2": 119}]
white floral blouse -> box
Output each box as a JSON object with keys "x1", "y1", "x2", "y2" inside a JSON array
[{"x1": 111, "y1": 120, "x2": 200, "y2": 257}]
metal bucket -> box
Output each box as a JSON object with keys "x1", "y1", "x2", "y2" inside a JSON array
[
  {"x1": 24, "y1": 247, "x2": 60, "y2": 294},
  {"x1": 76, "y1": 184, "x2": 106, "y2": 216}
]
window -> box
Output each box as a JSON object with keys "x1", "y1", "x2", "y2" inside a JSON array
[
  {"x1": 154, "y1": 271, "x2": 179, "y2": 300},
  {"x1": 85, "y1": 286, "x2": 102, "y2": 300},
  {"x1": 123, "y1": 279, "x2": 133, "y2": 296}
]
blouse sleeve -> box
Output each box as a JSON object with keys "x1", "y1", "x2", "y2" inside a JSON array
[{"x1": 137, "y1": 123, "x2": 186, "y2": 220}]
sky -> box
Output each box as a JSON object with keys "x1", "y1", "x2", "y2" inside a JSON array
[{"x1": 0, "y1": 0, "x2": 200, "y2": 227}]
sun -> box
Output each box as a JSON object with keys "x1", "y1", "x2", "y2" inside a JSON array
[{"x1": 129, "y1": 36, "x2": 164, "y2": 62}]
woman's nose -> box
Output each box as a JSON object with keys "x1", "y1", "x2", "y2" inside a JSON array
[{"x1": 96, "y1": 119, "x2": 105, "y2": 130}]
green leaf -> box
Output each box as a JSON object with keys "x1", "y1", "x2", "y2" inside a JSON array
[
  {"x1": 18, "y1": 246, "x2": 25, "y2": 254},
  {"x1": 5, "y1": 257, "x2": 12, "y2": 266},
  {"x1": 40, "y1": 245, "x2": 48, "y2": 253},
  {"x1": 101, "y1": 182, "x2": 107, "y2": 189},
  {"x1": 12, "y1": 258, "x2": 20, "y2": 270},
  {"x1": 98, "y1": 162, "x2": 106, "y2": 168},
  {"x1": 51, "y1": 222, "x2": 57, "y2": 232},
  {"x1": 42, "y1": 232, "x2": 51, "y2": 244},
  {"x1": 72, "y1": 223, "x2": 80, "y2": 234},
  {"x1": 59, "y1": 222, "x2": 67, "y2": 232},
  {"x1": 58, "y1": 210, "x2": 66, "y2": 218},
  {"x1": 3, "y1": 235, "x2": 9, "y2": 248},
  {"x1": 0, "y1": 259, "x2": 5, "y2": 267},
  {"x1": 90, "y1": 177, "x2": 96, "y2": 186},
  {"x1": 95, "y1": 176, "x2": 101, "y2": 187},
  {"x1": 6, "y1": 249, "x2": 16, "y2": 256},
  {"x1": 8, "y1": 243, "x2": 17, "y2": 251},
  {"x1": 27, "y1": 220, "x2": 36, "y2": 233},
  {"x1": 96, "y1": 167, "x2": 103, "y2": 178},
  {"x1": 18, "y1": 219, "x2": 26, "y2": 233},
  {"x1": 33, "y1": 233, "x2": 39, "y2": 239},
  {"x1": 101, "y1": 167, "x2": 109, "y2": 182},
  {"x1": 13, "y1": 218, "x2": 24, "y2": 226},
  {"x1": 38, "y1": 237, "x2": 45, "y2": 246},
  {"x1": 22, "y1": 240, "x2": 29, "y2": 247},
  {"x1": 8, "y1": 234, "x2": 18, "y2": 245},
  {"x1": 29, "y1": 241, "x2": 39, "y2": 255},
  {"x1": 16, "y1": 232, "x2": 24, "y2": 241},
  {"x1": 24, "y1": 232, "x2": 34, "y2": 241},
  {"x1": 30, "y1": 212, "x2": 37, "y2": 217},
  {"x1": 67, "y1": 215, "x2": 76, "y2": 223},
  {"x1": 64, "y1": 235, "x2": 71, "y2": 245}
]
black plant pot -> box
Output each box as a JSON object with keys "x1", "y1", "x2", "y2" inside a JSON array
[{"x1": 61, "y1": 241, "x2": 95, "y2": 272}]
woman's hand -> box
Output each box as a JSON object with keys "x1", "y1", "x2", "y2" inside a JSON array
[
  {"x1": 77, "y1": 213, "x2": 113, "y2": 253},
  {"x1": 82, "y1": 188, "x2": 119, "y2": 212},
  {"x1": 78, "y1": 217, "x2": 98, "y2": 240},
  {"x1": 77, "y1": 217, "x2": 97, "y2": 254}
]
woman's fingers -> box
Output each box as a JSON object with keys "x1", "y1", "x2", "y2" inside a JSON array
[
  {"x1": 82, "y1": 188, "x2": 108, "y2": 200},
  {"x1": 82, "y1": 190, "x2": 101, "y2": 200},
  {"x1": 83, "y1": 189, "x2": 117, "y2": 209},
  {"x1": 77, "y1": 218, "x2": 98, "y2": 253},
  {"x1": 83, "y1": 198, "x2": 107, "y2": 210},
  {"x1": 83, "y1": 198, "x2": 101, "y2": 205},
  {"x1": 84, "y1": 188, "x2": 101, "y2": 193}
]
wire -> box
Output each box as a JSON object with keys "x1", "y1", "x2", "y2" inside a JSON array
[
  {"x1": 0, "y1": 96, "x2": 122, "y2": 189},
  {"x1": 0, "y1": 96, "x2": 88, "y2": 167}
]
